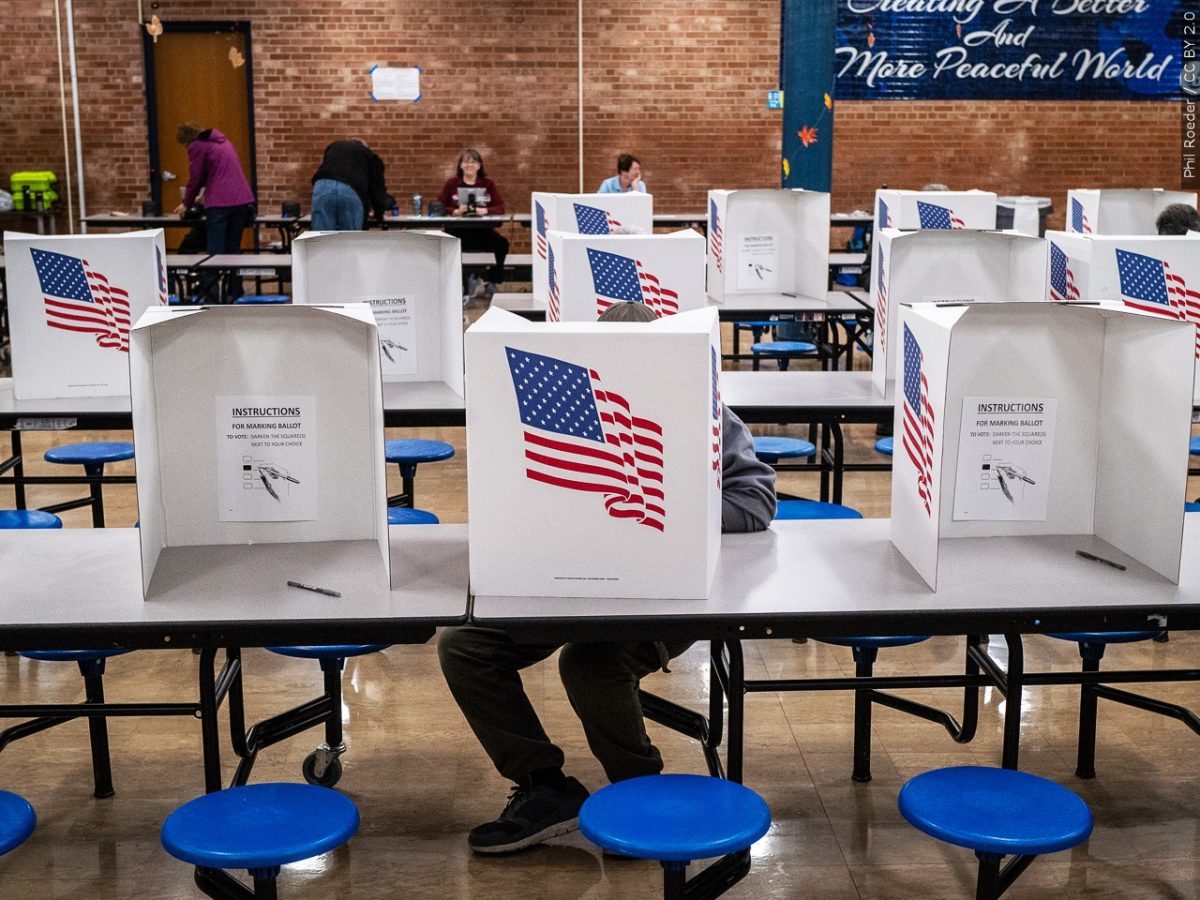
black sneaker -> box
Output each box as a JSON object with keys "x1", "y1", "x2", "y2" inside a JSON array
[{"x1": 468, "y1": 777, "x2": 590, "y2": 854}]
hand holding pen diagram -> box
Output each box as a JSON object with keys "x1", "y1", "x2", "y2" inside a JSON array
[
  {"x1": 380, "y1": 338, "x2": 409, "y2": 363},
  {"x1": 748, "y1": 262, "x2": 773, "y2": 281},
  {"x1": 256, "y1": 463, "x2": 300, "y2": 502},
  {"x1": 990, "y1": 462, "x2": 1035, "y2": 505}
]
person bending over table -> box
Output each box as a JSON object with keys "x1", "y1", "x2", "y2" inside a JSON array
[
  {"x1": 438, "y1": 148, "x2": 508, "y2": 300},
  {"x1": 311, "y1": 139, "x2": 389, "y2": 231},
  {"x1": 597, "y1": 153, "x2": 645, "y2": 194},
  {"x1": 438, "y1": 301, "x2": 776, "y2": 855},
  {"x1": 173, "y1": 122, "x2": 256, "y2": 301}
]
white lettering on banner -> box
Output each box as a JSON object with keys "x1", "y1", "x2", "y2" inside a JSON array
[
  {"x1": 837, "y1": 47, "x2": 928, "y2": 86},
  {"x1": 845, "y1": 0, "x2": 987, "y2": 25},
  {"x1": 931, "y1": 46, "x2": 1068, "y2": 80},
  {"x1": 1072, "y1": 46, "x2": 1173, "y2": 82},
  {"x1": 1050, "y1": 0, "x2": 1148, "y2": 15},
  {"x1": 962, "y1": 19, "x2": 1034, "y2": 49}
]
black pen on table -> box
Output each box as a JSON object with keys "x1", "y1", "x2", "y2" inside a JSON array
[
  {"x1": 287, "y1": 580, "x2": 342, "y2": 598},
  {"x1": 1075, "y1": 549, "x2": 1126, "y2": 572}
]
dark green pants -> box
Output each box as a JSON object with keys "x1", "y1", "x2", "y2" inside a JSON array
[{"x1": 438, "y1": 626, "x2": 694, "y2": 784}]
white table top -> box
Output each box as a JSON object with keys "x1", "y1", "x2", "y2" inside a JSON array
[
  {"x1": 165, "y1": 253, "x2": 211, "y2": 268},
  {"x1": 473, "y1": 518, "x2": 1200, "y2": 637},
  {"x1": 721, "y1": 370, "x2": 893, "y2": 414},
  {"x1": 198, "y1": 254, "x2": 291, "y2": 269},
  {"x1": 0, "y1": 525, "x2": 468, "y2": 646},
  {"x1": 381, "y1": 380, "x2": 465, "y2": 413},
  {"x1": 489, "y1": 291, "x2": 867, "y2": 318}
]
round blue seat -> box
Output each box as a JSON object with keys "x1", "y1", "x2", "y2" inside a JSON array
[
  {"x1": 752, "y1": 436, "x2": 815, "y2": 464},
  {"x1": 1190, "y1": 435, "x2": 1200, "y2": 455},
  {"x1": 580, "y1": 774, "x2": 770, "y2": 862},
  {"x1": 265, "y1": 645, "x2": 388, "y2": 661},
  {"x1": 899, "y1": 766, "x2": 1092, "y2": 857},
  {"x1": 384, "y1": 438, "x2": 455, "y2": 508},
  {"x1": 0, "y1": 791, "x2": 36, "y2": 856},
  {"x1": 235, "y1": 294, "x2": 290, "y2": 304},
  {"x1": 774, "y1": 500, "x2": 862, "y2": 520},
  {"x1": 1188, "y1": 502, "x2": 1200, "y2": 513},
  {"x1": 874, "y1": 436, "x2": 894, "y2": 456},
  {"x1": 0, "y1": 510, "x2": 63, "y2": 529},
  {"x1": 750, "y1": 340, "x2": 817, "y2": 371},
  {"x1": 821, "y1": 635, "x2": 928, "y2": 651},
  {"x1": 1047, "y1": 631, "x2": 1160, "y2": 646},
  {"x1": 387, "y1": 507, "x2": 440, "y2": 526},
  {"x1": 44, "y1": 441, "x2": 134, "y2": 473},
  {"x1": 20, "y1": 649, "x2": 131, "y2": 663},
  {"x1": 161, "y1": 783, "x2": 359, "y2": 873}
]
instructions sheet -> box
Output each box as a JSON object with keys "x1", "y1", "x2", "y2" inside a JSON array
[
  {"x1": 367, "y1": 295, "x2": 418, "y2": 375},
  {"x1": 216, "y1": 395, "x2": 318, "y2": 522},
  {"x1": 953, "y1": 397, "x2": 1057, "y2": 521},
  {"x1": 736, "y1": 234, "x2": 779, "y2": 292}
]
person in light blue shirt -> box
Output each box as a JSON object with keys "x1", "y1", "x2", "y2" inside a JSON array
[{"x1": 597, "y1": 154, "x2": 645, "y2": 193}]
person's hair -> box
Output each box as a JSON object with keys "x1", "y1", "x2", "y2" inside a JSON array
[
  {"x1": 616, "y1": 153, "x2": 640, "y2": 174},
  {"x1": 597, "y1": 301, "x2": 657, "y2": 323},
  {"x1": 456, "y1": 148, "x2": 486, "y2": 179},
  {"x1": 176, "y1": 122, "x2": 203, "y2": 145},
  {"x1": 921, "y1": 182, "x2": 949, "y2": 191},
  {"x1": 1156, "y1": 203, "x2": 1200, "y2": 235}
]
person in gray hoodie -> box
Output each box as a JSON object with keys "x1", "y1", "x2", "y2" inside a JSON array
[{"x1": 439, "y1": 301, "x2": 776, "y2": 855}]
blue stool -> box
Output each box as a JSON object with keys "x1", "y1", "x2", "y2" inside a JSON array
[
  {"x1": 386, "y1": 507, "x2": 440, "y2": 525},
  {"x1": 752, "y1": 436, "x2": 816, "y2": 465},
  {"x1": 1045, "y1": 631, "x2": 1186, "y2": 778},
  {"x1": 162, "y1": 783, "x2": 359, "y2": 899},
  {"x1": 899, "y1": 766, "x2": 1092, "y2": 899},
  {"x1": 42, "y1": 441, "x2": 134, "y2": 527},
  {"x1": 384, "y1": 438, "x2": 455, "y2": 508},
  {"x1": 749, "y1": 340, "x2": 817, "y2": 371},
  {"x1": 235, "y1": 294, "x2": 290, "y2": 304},
  {"x1": 874, "y1": 436, "x2": 893, "y2": 456},
  {"x1": 580, "y1": 774, "x2": 770, "y2": 899},
  {"x1": 0, "y1": 510, "x2": 63, "y2": 529},
  {"x1": 774, "y1": 499, "x2": 862, "y2": 520},
  {"x1": 7, "y1": 649, "x2": 133, "y2": 798},
  {"x1": 233, "y1": 645, "x2": 390, "y2": 788},
  {"x1": 0, "y1": 791, "x2": 35, "y2": 856},
  {"x1": 731, "y1": 320, "x2": 779, "y2": 357},
  {"x1": 1191, "y1": 435, "x2": 1200, "y2": 456}
]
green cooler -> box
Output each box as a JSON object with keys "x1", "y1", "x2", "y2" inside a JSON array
[{"x1": 10, "y1": 171, "x2": 58, "y2": 211}]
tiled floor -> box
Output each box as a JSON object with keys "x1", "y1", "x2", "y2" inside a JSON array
[{"x1": 2, "y1": 319, "x2": 1199, "y2": 897}]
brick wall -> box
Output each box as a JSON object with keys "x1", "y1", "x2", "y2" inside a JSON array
[{"x1": 2, "y1": 3, "x2": 1181, "y2": 235}]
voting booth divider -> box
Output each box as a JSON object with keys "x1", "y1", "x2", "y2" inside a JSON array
[
  {"x1": 290, "y1": 230, "x2": 464, "y2": 395},
  {"x1": 545, "y1": 229, "x2": 706, "y2": 322},
  {"x1": 1045, "y1": 231, "x2": 1200, "y2": 402},
  {"x1": 1065, "y1": 188, "x2": 1198, "y2": 235},
  {"x1": 890, "y1": 302, "x2": 1193, "y2": 591},
  {"x1": 873, "y1": 189, "x2": 998, "y2": 233},
  {"x1": 871, "y1": 229, "x2": 1048, "y2": 395},
  {"x1": 531, "y1": 192, "x2": 654, "y2": 305},
  {"x1": 4, "y1": 229, "x2": 168, "y2": 399},
  {"x1": 465, "y1": 306, "x2": 722, "y2": 600},
  {"x1": 705, "y1": 189, "x2": 830, "y2": 303},
  {"x1": 130, "y1": 304, "x2": 390, "y2": 599}
]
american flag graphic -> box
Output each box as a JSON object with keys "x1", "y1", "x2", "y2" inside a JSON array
[
  {"x1": 156, "y1": 246, "x2": 169, "y2": 306},
  {"x1": 587, "y1": 248, "x2": 680, "y2": 319},
  {"x1": 535, "y1": 201, "x2": 549, "y2": 261},
  {"x1": 876, "y1": 244, "x2": 888, "y2": 354},
  {"x1": 901, "y1": 323, "x2": 936, "y2": 517},
  {"x1": 547, "y1": 244, "x2": 561, "y2": 322},
  {"x1": 1048, "y1": 243, "x2": 1080, "y2": 303},
  {"x1": 878, "y1": 198, "x2": 893, "y2": 228},
  {"x1": 574, "y1": 203, "x2": 621, "y2": 235},
  {"x1": 709, "y1": 198, "x2": 724, "y2": 273},
  {"x1": 1070, "y1": 198, "x2": 1092, "y2": 234},
  {"x1": 30, "y1": 248, "x2": 132, "y2": 352},
  {"x1": 710, "y1": 346, "x2": 722, "y2": 488},
  {"x1": 1116, "y1": 247, "x2": 1200, "y2": 356},
  {"x1": 505, "y1": 346, "x2": 665, "y2": 531},
  {"x1": 917, "y1": 201, "x2": 964, "y2": 230}
]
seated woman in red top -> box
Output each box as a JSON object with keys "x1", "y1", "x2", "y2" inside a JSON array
[{"x1": 437, "y1": 148, "x2": 508, "y2": 300}]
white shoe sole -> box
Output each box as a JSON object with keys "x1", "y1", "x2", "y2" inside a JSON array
[{"x1": 469, "y1": 816, "x2": 580, "y2": 854}]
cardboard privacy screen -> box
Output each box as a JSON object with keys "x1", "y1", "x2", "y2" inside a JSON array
[
  {"x1": 546, "y1": 229, "x2": 706, "y2": 322},
  {"x1": 4, "y1": 230, "x2": 168, "y2": 399},
  {"x1": 874, "y1": 190, "x2": 997, "y2": 232},
  {"x1": 1065, "y1": 189, "x2": 1198, "y2": 235},
  {"x1": 291, "y1": 230, "x2": 464, "y2": 394},
  {"x1": 466, "y1": 306, "x2": 722, "y2": 599},
  {"x1": 130, "y1": 304, "x2": 390, "y2": 599},
  {"x1": 1045, "y1": 231, "x2": 1200, "y2": 403},
  {"x1": 871, "y1": 229, "x2": 1048, "y2": 394},
  {"x1": 890, "y1": 302, "x2": 1193, "y2": 590},
  {"x1": 531, "y1": 192, "x2": 654, "y2": 305},
  {"x1": 706, "y1": 189, "x2": 829, "y2": 302}
]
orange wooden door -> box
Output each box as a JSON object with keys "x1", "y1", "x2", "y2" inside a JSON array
[{"x1": 148, "y1": 25, "x2": 254, "y2": 249}]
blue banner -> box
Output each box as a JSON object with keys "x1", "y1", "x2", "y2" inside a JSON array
[{"x1": 836, "y1": 1, "x2": 1189, "y2": 100}]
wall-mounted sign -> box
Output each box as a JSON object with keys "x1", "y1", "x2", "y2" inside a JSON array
[{"x1": 370, "y1": 66, "x2": 422, "y2": 102}]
